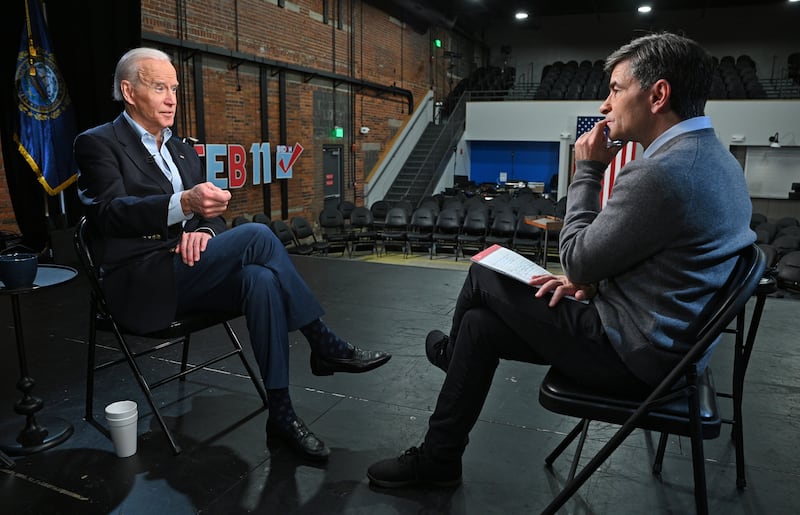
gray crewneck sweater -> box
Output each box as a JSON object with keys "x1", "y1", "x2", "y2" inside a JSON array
[{"x1": 560, "y1": 127, "x2": 755, "y2": 386}]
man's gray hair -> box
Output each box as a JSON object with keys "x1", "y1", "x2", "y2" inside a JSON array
[
  {"x1": 605, "y1": 32, "x2": 714, "y2": 119},
  {"x1": 112, "y1": 47, "x2": 172, "y2": 101}
]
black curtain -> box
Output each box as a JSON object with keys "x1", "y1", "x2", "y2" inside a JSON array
[{"x1": 0, "y1": 0, "x2": 139, "y2": 254}]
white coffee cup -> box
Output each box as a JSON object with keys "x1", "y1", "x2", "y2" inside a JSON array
[{"x1": 105, "y1": 400, "x2": 138, "y2": 458}]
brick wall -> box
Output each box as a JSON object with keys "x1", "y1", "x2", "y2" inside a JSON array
[
  {"x1": 0, "y1": 149, "x2": 20, "y2": 235},
  {"x1": 140, "y1": 0, "x2": 469, "y2": 224}
]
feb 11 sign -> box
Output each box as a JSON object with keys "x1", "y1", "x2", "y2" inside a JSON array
[{"x1": 192, "y1": 143, "x2": 304, "y2": 189}]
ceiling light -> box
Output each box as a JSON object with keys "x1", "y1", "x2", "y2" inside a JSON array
[
  {"x1": 515, "y1": 11, "x2": 529, "y2": 20},
  {"x1": 638, "y1": 5, "x2": 652, "y2": 13}
]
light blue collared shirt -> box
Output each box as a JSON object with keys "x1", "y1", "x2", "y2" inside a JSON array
[
  {"x1": 122, "y1": 111, "x2": 191, "y2": 226},
  {"x1": 643, "y1": 116, "x2": 713, "y2": 158}
]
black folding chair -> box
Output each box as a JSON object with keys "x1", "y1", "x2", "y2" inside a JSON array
[
  {"x1": 73, "y1": 217, "x2": 268, "y2": 455},
  {"x1": 538, "y1": 244, "x2": 766, "y2": 514},
  {"x1": 653, "y1": 273, "x2": 777, "y2": 489}
]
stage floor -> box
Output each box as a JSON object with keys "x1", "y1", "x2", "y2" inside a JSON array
[{"x1": 1, "y1": 246, "x2": 798, "y2": 514}]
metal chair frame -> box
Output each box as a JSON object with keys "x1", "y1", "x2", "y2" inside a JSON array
[{"x1": 74, "y1": 217, "x2": 268, "y2": 455}]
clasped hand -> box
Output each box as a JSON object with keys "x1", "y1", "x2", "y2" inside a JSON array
[{"x1": 530, "y1": 274, "x2": 597, "y2": 307}]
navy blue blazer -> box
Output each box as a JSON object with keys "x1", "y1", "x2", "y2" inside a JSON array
[{"x1": 75, "y1": 114, "x2": 227, "y2": 333}]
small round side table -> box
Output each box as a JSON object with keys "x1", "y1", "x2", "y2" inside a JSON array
[{"x1": 1, "y1": 264, "x2": 78, "y2": 456}]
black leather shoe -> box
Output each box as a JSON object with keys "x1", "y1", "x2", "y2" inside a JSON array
[
  {"x1": 310, "y1": 343, "x2": 391, "y2": 376},
  {"x1": 367, "y1": 445, "x2": 462, "y2": 488},
  {"x1": 425, "y1": 330, "x2": 449, "y2": 373},
  {"x1": 266, "y1": 418, "x2": 330, "y2": 462}
]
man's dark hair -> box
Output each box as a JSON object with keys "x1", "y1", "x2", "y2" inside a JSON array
[{"x1": 605, "y1": 32, "x2": 714, "y2": 119}]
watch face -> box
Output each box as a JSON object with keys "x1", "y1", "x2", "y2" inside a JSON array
[{"x1": 16, "y1": 49, "x2": 71, "y2": 119}]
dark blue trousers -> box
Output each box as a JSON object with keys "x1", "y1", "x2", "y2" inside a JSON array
[{"x1": 173, "y1": 223, "x2": 324, "y2": 389}]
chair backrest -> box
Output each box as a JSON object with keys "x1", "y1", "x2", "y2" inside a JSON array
[
  {"x1": 514, "y1": 214, "x2": 542, "y2": 240},
  {"x1": 754, "y1": 221, "x2": 777, "y2": 243},
  {"x1": 487, "y1": 199, "x2": 512, "y2": 221},
  {"x1": 232, "y1": 215, "x2": 250, "y2": 227},
  {"x1": 463, "y1": 195, "x2": 485, "y2": 212},
  {"x1": 776, "y1": 225, "x2": 800, "y2": 240},
  {"x1": 441, "y1": 198, "x2": 465, "y2": 221},
  {"x1": 461, "y1": 207, "x2": 488, "y2": 235},
  {"x1": 318, "y1": 207, "x2": 345, "y2": 230},
  {"x1": 489, "y1": 210, "x2": 516, "y2": 236},
  {"x1": 290, "y1": 216, "x2": 316, "y2": 240},
  {"x1": 530, "y1": 197, "x2": 556, "y2": 217},
  {"x1": 338, "y1": 200, "x2": 356, "y2": 220},
  {"x1": 554, "y1": 196, "x2": 567, "y2": 219},
  {"x1": 771, "y1": 234, "x2": 800, "y2": 258},
  {"x1": 665, "y1": 244, "x2": 766, "y2": 388},
  {"x1": 252, "y1": 213, "x2": 271, "y2": 225},
  {"x1": 435, "y1": 208, "x2": 462, "y2": 233},
  {"x1": 370, "y1": 200, "x2": 391, "y2": 222},
  {"x1": 384, "y1": 207, "x2": 409, "y2": 230},
  {"x1": 349, "y1": 206, "x2": 374, "y2": 229},
  {"x1": 270, "y1": 219, "x2": 297, "y2": 247},
  {"x1": 775, "y1": 216, "x2": 799, "y2": 231},
  {"x1": 776, "y1": 250, "x2": 800, "y2": 292},
  {"x1": 750, "y1": 213, "x2": 768, "y2": 230},
  {"x1": 393, "y1": 200, "x2": 414, "y2": 218},
  {"x1": 757, "y1": 243, "x2": 778, "y2": 269},
  {"x1": 73, "y1": 217, "x2": 110, "y2": 316},
  {"x1": 417, "y1": 198, "x2": 440, "y2": 217},
  {"x1": 442, "y1": 197, "x2": 463, "y2": 211},
  {"x1": 410, "y1": 207, "x2": 436, "y2": 231}
]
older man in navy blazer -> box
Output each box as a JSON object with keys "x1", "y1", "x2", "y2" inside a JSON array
[{"x1": 75, "y1": 47, "x2": 390, "y2": 461}]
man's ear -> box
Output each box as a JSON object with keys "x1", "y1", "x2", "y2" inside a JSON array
[
  {"x1": 650, "y1": 79, "x2": 671, "y2": 114},
  {"x1": 120, "y1": 80, "x2": 135, "y2": 105}
]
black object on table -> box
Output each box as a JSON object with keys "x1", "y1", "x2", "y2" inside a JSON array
[{"x1": 0, "y1": 264, "x2": 78, "y2": 459}]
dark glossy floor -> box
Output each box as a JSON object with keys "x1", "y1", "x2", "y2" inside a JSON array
[{"x1": 1, "y1": 230, "x2": 799, "y2": 514}]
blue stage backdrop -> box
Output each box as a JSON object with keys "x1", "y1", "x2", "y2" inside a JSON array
[{"x1": 469, "y1": 141, "x2": 559, "y2": 188}]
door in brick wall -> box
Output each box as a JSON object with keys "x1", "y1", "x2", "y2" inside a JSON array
[{"x1": 322, "y1": 145, "x2": 343, "y2": 200}]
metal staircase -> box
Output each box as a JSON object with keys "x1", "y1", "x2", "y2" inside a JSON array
[{"x1": 383, "y1": 94, "x2": 467, "y2": 207}]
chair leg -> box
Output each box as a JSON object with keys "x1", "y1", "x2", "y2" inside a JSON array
[
  {"x1": 541, "y1": 416, "x2": 643, "y2": 515},
  {"x1": 180, "y1": 334, "x2": 191, "y2": 381},
  {"x1": 686, "y1": 370, "x2": 710, "y2": 515},
  {"x1": 223, "y1": 321, "x2": 268, "y2": 406},
  {"x1": 566, "y1": 420, "x2": 590, "y2": 482},
  {"x1": 653, "y1": 432, "x2": 669, "y2": 475},
  {"x1": 110, "y1": 323, "x2": 182, "y2": 455},
  {"x1": 732, "y1": 309, "x2": 748, "y2": 490},
  {"x1": 85, "y1": 309, "x2": 98, "y2": 421},
  {"x1": 731, "y1": 292, "x2": 767, "y2": 490},
  {"x1": 545, "y1": 419, "x2": 587, "y2": 467}
]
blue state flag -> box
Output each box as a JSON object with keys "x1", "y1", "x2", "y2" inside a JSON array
[{"x1": 13, "y1": 0, "x2": 78, "y2": 196}]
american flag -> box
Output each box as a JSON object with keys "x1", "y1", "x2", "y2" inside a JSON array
[
  {"x1": 576, "y1": 116, "x2": 604, "y2": 138},
  {"x1": 575, "y1": 116, "x2": 638, "y2": 209}
]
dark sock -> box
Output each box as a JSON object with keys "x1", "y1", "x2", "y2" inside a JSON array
[
  {"x1": 267, "y1": 388, "x2": 297, "y2": 431},
  {"x1": 300, "y1": 318, "x2": 351, "y2": 358}
]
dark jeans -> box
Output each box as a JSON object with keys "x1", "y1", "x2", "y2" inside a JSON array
[
  {"x1": 173, "y1": 223, "x2": 324, "y2": 388},
  {"x1": 423, "y1": 264, "x2": 649, "y2": 463}
]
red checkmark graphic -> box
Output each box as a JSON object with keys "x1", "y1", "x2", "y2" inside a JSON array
[{"x1": 278, "y1": 143, "x2": 304, "y2": 174}]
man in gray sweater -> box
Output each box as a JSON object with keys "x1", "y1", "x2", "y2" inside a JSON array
[{"x1": 367, "y1": 32, "x2": 755, "y2": 487}]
